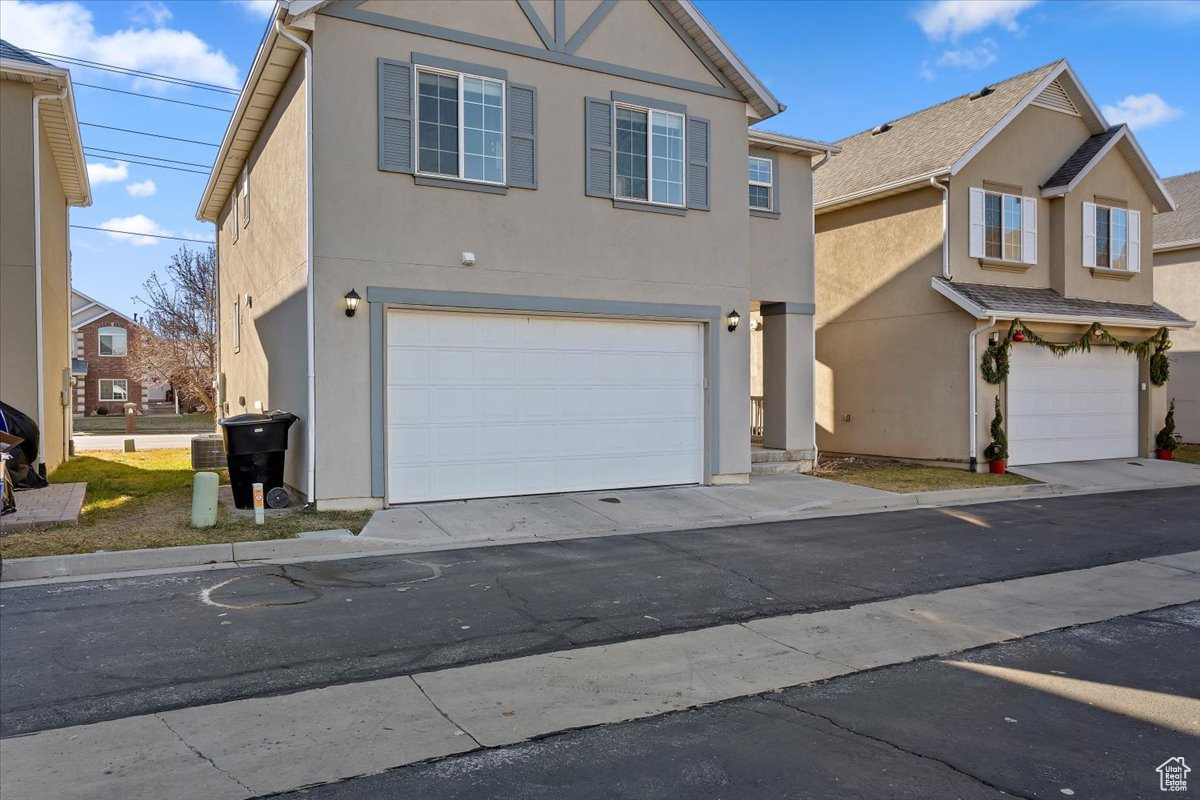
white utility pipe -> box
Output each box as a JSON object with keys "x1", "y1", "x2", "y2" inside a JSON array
[
  {"x1": 931, "y1": 176, "x2": 951, "y2": 280},
  {"x1": 807, "y1": 149, "x2": 832, "y2": 461},
  {"x1": 274, "y1": 21, "x2": 316, "y2": 508},
  {"x1": 967, "y1": 315, "x2": 997, "y2": 471},
  {"x1": 32, "y1": 86, "x2": 68, "y2": 473}
]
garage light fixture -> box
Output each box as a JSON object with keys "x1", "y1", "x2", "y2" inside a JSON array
[
  {"x1": 727, "y1": 309, "x2": 741, "y2": 332},
  {"x1": 344, "y1": 289, "x2": 361, "y2": 318}
]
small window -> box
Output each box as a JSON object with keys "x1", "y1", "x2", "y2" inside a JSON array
[
  {"x1": 99, "y1": 379, "x2": 128, "y2": 402},
  {"x1": 231, "y1": 195, "x2": 239, "y2": 243},
  {"x1": 983, "y1": 190, "x2": 1022, "y2": 261},
  {"x1": 1095, "y1": 204, "x2": 1128, "y2": 269},
  {"x1": 417, "y1": 68, "x2": 505, "y2": 184},
  {"x1": 241, "y1": 168, "x2": 250, "y2": 227},
  {"x1": 615, "y1": 103, "x2": 684, "y2": 207},
  {"x1": 98, "y1": 326, "x2": 127, "y2": 357},
  {"x1": 233, "y1": 296, "x2": 241, "y2": 354},
  {"x1": 748, "y1": 156, "x2": 772, "y2": 211}
]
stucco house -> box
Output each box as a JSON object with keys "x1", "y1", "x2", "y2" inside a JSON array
[
  {"x1": 0, "y1": 40, "x2": 90, "y2": 474},
  {"x1": 69, "y1": 289, "x2": 171, "y2": 417},
  {"x1": 197, "y1": 0, "x2": 834, "y2": 509},
  {"x1": 1152, "y1": 172, "x2": 1199, "y2": 443},
  {"x1": 814, "y1": 60, "x2": 1193, "y2": 470}
]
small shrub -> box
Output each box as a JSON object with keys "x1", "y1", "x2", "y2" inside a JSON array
[
  {"x1": 95, "y1": 406, "x2": 110, "y2": 416},
  {"x1": 1156, "y1": 399, "x2": 1178, "y2": 452},
  {"x1": 984, "y1": 395, "x2": 1008, "y2": 462}
]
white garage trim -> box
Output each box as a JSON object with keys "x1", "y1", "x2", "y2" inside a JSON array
[
  {"x1": 1007, "y1": 345, "x2": 1139, "y2": 466},
  {"x1": 366, "y1": 288, "x2": 723, "y2": 499}
]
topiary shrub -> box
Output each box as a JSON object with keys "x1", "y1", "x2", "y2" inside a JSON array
[
  {"x1": 983, "y1": 395, "x2": 1008, "y2": 462},
  {"x1": 1156, "y1": 399, "x2": 1178, "y2": 452}
]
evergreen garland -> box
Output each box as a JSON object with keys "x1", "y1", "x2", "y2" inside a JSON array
[{"x1": 980, "y1": 319, "x2": 1171, "y2": 386}]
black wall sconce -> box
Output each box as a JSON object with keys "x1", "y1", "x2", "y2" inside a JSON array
[
  {"x1": 727, "y1": 309, "x2": 741, "y2": 332},
  {"x1": 344, "y1": 289, "x2": 361, "y2": 317}
]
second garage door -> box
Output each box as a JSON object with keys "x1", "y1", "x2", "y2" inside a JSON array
[
  {"x1": 386, "y1": 310, "x2": 705, "y2": 503},
  {"x1": 1007, "y1": 344, "x2": 1139, "y2": 466}
]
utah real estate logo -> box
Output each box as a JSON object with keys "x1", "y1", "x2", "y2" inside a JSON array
[{"x1": 1158, "y1": 757, "x2": 1190, "y2": 793}]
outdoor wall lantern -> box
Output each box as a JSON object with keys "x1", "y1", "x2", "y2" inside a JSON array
[
  {"x1": 727, "y1": 309, "x2": 741, "y2": 332},
  {"x1": 344, "y1": 289, "x2": 361, "y2": 318}
]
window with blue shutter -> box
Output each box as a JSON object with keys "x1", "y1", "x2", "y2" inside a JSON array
[{"x1": 378, "y1": 58, "x2": 414, "y2": 174}]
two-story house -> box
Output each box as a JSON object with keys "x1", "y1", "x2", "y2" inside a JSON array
[
  {"x1": 0, "y1": 40, "x2": 90, "y2": 474},
  {"x1": 69, "y1": 289, "x2": 170, "y2": 417},
  {"x1": 814, "y1": 60, "x2": 1192, "y2": 470},
  {"x1": 196, "y1": 0, "x2": 834, "y2": 510},
  {"x1": 1152, "y1": 172, "x2": 1199, "y2": 442}
]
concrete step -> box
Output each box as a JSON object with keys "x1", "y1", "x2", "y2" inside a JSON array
[
  {"x1": 751, "y1": 460, "x2": 813, "y2": 476},
  {"x1": 751, "y1": 448, "x2": 813, "y2": 464}
]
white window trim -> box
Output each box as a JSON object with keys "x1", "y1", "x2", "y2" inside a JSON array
[
  {"x1": 241, "y1": 167, "x2": 250, "y2": 228},
  {"x1": 233, "y1": 296, "x2": 241, "y2": 355},
  {"x1": 613, "y1": 102, "x2": 687, "y2": 209},
  {"x1": 231, "y1": 194, "x2": 239, "y2": 243},
  {"x1": 1093, "y1": 203, "x2": 1131, "y2": 270},
  {"x1": 414, "y1": 66, "x2": 507, "y2": 187},
  {"x1": 99, "y1": 378, "x2": 129, "y2": 402},
  {"x1": 983, "y1": 190, "x2": 1024, "y2": 263},
  {"x1": 98, "y1": 326, "x2": 127, "y2": 358},
  {"x1": 748, "y1": 156, "x2": 773, "y2": 211}
]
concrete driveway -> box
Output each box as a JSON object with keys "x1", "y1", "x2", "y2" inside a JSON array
[{"x1": 1008, "y1": 457, "x2": 1200, "y2": 490}]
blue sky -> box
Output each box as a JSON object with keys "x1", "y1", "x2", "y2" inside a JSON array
[{"x1": 3, "y1": 0, "x2": 1197, "y2": 316}]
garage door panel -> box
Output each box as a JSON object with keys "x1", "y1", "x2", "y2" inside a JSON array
[{"x1": 386, "y1": 310, "x2": 704, "y2": 503}]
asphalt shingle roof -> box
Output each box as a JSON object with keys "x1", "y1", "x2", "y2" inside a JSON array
[
  {"x1": 815, "y1": 61, "x2": 1063, "y2": 207},
  {"x1": 1154, "y1": 172, "x2": 1200, "y2": 249},
  {"x1": 0, "y1": 39, "x2": 53, "y2": 67},
  {"x1": 1043, "y1": 126, "x2": 1123, "y2": 190},
  {"x1": 940, "y1": 279, "x2": 1191, "y2": 325}
]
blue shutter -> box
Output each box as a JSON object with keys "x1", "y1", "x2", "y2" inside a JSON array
[
  {"x1": 378, "y1": 58, "x2": 413, "y2": 174},
  {"x1": 686, "y1": 115, "x2": 710, "y2": 211},
  {"x1": 507, "y1": 83, "x2": 537, "y2": 189},
  {"x1": 584, "y1": 97, "x2": 613, "y2": 198}
]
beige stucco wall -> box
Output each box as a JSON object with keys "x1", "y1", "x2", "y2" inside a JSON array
[
  {"x1": 216, "y1": 61, "x2": 309, "y2": 494},
  {"x1": 0, "y1": 80, "x2": 71, "y2": 473},
  {"x1": 1154, "y1": 245, "x2": 1200, "y2": 441},
  {"x1": 303, "y1": 6, "x2": 790, "y2": 505}
]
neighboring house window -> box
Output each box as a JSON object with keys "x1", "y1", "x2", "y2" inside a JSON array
[
  {"x1": 983, "y1": 191, "x2": 1022, "y2": 261},
  {"x1": 1083, "y1": 201, "x2": 1140, "y2": 272},
  {"x1": 241, "y1": 167, "x2": 250, "y2": 227},
  {"x1": 98, "y1": 326, "x2": 127, "y2": 357},
  {"x1": 99, "y1": 379, "x2": 128, "y2": 402},
  {"x1": 233, "y1": 296, "x2": 241, "y2": 354},
  {"x1": 417, "y1": 68, "x2": 505, "y2": 184},
  {"x1": 231, "y1": 195, "x2": 239, "y2": 243},
  {"x1": 615, "y1": 102, "x2": 684, "y2": 207},
  {"x1": 748, "y1": 156, "x2": 772, "y2": 211}
]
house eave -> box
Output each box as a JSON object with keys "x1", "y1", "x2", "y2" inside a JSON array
[
  {"x1": 1154, "y1": 238, "x2": 1200, "y2": 254},
  {"x1": 816, "y1": 170, "x2": 948, "y2": 214},
  {"x1": 748, "y1": 129, "x2": 840, "y2": 157}
]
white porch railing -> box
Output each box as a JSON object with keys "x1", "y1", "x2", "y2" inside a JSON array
[{"x1": 751, "y1": 395, "x2": 764, "y2": 439}]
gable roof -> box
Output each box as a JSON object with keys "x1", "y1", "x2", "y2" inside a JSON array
[
  {"x1": 815, "y1": 60, "x2": 1117, "y2": 212},
  {"x1": 70, "y1": 288, "x2": 139, "y2": 330},
  {"x1": 1041, "y1": 124, "x2": 1174, "y2": 212},
  {"x1": 0, "y1": 39, "x2": 91, "y2": 206},
  {"x1": 1155, "y1": 171, "x2": 1200, "y2": 251},
  {"x1": 197, "y1": 0, "x2": 784, "y2": 222}
]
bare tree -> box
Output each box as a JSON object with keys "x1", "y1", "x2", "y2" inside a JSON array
[{"x1": 132, "y1": 245, "x2": 217, "y2": 412}]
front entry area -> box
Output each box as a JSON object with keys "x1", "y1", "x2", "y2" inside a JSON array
[
  {"x1": 385, "y1": 309, "x2": 705, "y2": 504},
  {"x1": 1007, "y1": 345, "x2": 1139, "y2": 466}
]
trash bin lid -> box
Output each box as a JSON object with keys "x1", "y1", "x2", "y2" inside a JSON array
[{"x1": 219, "y1": 413, "x2": 271, "y2": 427}]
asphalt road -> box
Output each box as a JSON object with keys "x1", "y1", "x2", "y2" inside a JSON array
[
  {"x1": 275, "y1": 603, "x2": 1200, "y2": 800},
  {"x1": 2, "y1": 487, "x2": 1198, "y2": 736}
]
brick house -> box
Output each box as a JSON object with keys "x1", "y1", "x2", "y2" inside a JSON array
[{"x1": 70, "y1": 289, "x2": 167, "y2": 416}]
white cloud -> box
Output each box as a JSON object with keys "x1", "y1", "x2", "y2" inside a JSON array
[
  {"x1": 128, "y1": 1, "x2": 172, "y2": 27},
  {"x1": 87, "y1": 161, "x2": 129, "y2": 185},
  {"x1": 937, "y1": 40, "x2": 998, "y2": 70},
  {"x1": 915, "y1": 0, "x2": 1038, "y2": 41},
  {"x1": 1102, "y1": 93, "x2": 1183, "y2": 130},
  {"x1": 233, "y1": 0, "x2": 276, "y2": 19},
  {"x1": 2, "y1": 0, "x2": 240, "y2": 89},
  {"x1": 126, "y1": 179, "x2": 158, "y2": 197},
  {"x1": 98, "y1": 214, "x2": 170, "y2": 246}
]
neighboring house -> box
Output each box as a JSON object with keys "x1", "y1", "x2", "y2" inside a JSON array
[
  {"x1": 196, "y1": 0, "x2": 834, "y2": 509},
  {"x1": 0, "y1": 40, "x2": 90, "y2": 474},
  {"x1": 69, "y1": 289, "x2": 169, "y2": 416},
  {"x1": 1152, "y1": 171, "x2": 1200, "y2": 442},
  {"x1": 814, "y1": 60, "x2": 1193, "y2": 469}
]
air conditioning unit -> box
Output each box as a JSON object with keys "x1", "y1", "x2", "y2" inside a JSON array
[{"x1": 191, "y1": 432, "x2": 226, "y2": 470}]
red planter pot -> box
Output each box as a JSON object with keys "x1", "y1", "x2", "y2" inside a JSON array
[
  {"x1": 988, "y1": 459, "x2": 1007, "y2": 474},
  {"x1": 1156, "y1": 449, "x2": 1174, "y2": 461}
]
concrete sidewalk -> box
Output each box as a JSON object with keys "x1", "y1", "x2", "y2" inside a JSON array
[
  {"x1": 72, "y1": 433, "x2": 199, "y2": 451},
  {"x1": 3, "y1": 551, "x2": 1196, "y2": 800}
]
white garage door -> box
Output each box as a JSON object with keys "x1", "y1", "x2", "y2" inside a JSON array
[
  {"x1": 1007, "y1": 345, "x2": 1138, "y2": 466},
  {"x1": 386, "y1": 310, "x2": 705, "y2": 503}
]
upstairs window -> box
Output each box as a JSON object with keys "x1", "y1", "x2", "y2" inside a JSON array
[
  {"x1": 983, "y1": 191, "x2": 1022, "y2": 262},
  {"x1": 615, "y1": 103, "x2": 684, "y2": 207},
  {"x1": 98, "y1": 326, "x2": 127, "y2": 357},
  {"x1": 241, "y1": 167, "x2": 250, "y2": 227},
  {"x1": 1095, "y1": 205, "x2": 1128, "y2": 270},
  {"x1": 417, "y1": 68, "x2": 505, "y2": 184},
  {"x1": 748, "y1": 156, "x2": 773, "y2": 210}
]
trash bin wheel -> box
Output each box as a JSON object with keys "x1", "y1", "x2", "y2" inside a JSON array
[{"x1": 266, "y1": 487, "x2": 291, "y2": 509}]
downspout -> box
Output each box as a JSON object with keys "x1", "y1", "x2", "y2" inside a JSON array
[
  {"x1": 275, "y1": 21, "x2": 316, "y2": 508},
  {"x1": 967, "y1": 315, "x2": 996, "y2": 472},
  {"x1": 931, "y1": 177, "x2": 951, "y2": 280},
  {"x1": 32, "y1": 86, "x2": 69, "y2": 475},
  {"x1": 808, "y1": 149, "x2": 832, "y2": 461}
]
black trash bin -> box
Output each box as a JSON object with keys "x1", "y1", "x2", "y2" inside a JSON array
[{"x1": 219, "y1": 411, "x2": 298, "y2": 509}]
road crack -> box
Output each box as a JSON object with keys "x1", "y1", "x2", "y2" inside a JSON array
[
  {"x1": 409, "y1": 675, "x2": 484, "y2": 750},
  {"x1": 154, "y1": 713, "x2": 254, "y2": 794}
]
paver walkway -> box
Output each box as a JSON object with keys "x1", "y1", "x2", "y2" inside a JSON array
[{"x1": 0, "y1": 483, "x2": 86, "y2": 532}]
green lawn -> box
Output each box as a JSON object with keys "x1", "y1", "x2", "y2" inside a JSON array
[
  {"x1": 1, "y1": 449, "x2": 373, "y2": 559},
  {"x1": 73, "y1": 412, "x2": 214, "y2": 435},
  {"x1": 814, "y1": 455, "x2": 1035, "y2": 493},
  {"x1": 1176, "y1": 444, "x2": 1200, "y2": 465}
]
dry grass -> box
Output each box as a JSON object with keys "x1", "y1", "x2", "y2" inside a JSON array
[
  {"x1": 73, "y1": 412, "x2": 214, "y2": 434},
  {"x1": 1175, "y1": 444, "x2": 1200, "y2": 465},
  {"x1": 1, "y1": 450, "x2": 372, "y2": 559},
  {"x1": 813, "y1": 454, "x2": 1035, "y2": 493}
]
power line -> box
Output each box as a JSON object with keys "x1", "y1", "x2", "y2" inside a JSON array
[
  {"x1": 83, "y1": 152, "x2": 211, "y2": 175},
  {"x1": 80, "y1": 122, "x2": 219, "y2": 147},
  {"x1": 27, "y1": 50, "x2": 240, "y2": 95},
  {"x1": 72, "y1": 225, "x2": 215, "y2": 244},
  {"x1": 84, "y1": 146, "x2": 212, "y2": 169},
  {"x1": 74, "y1": 81, "x2": 234, "y2": 113}
]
